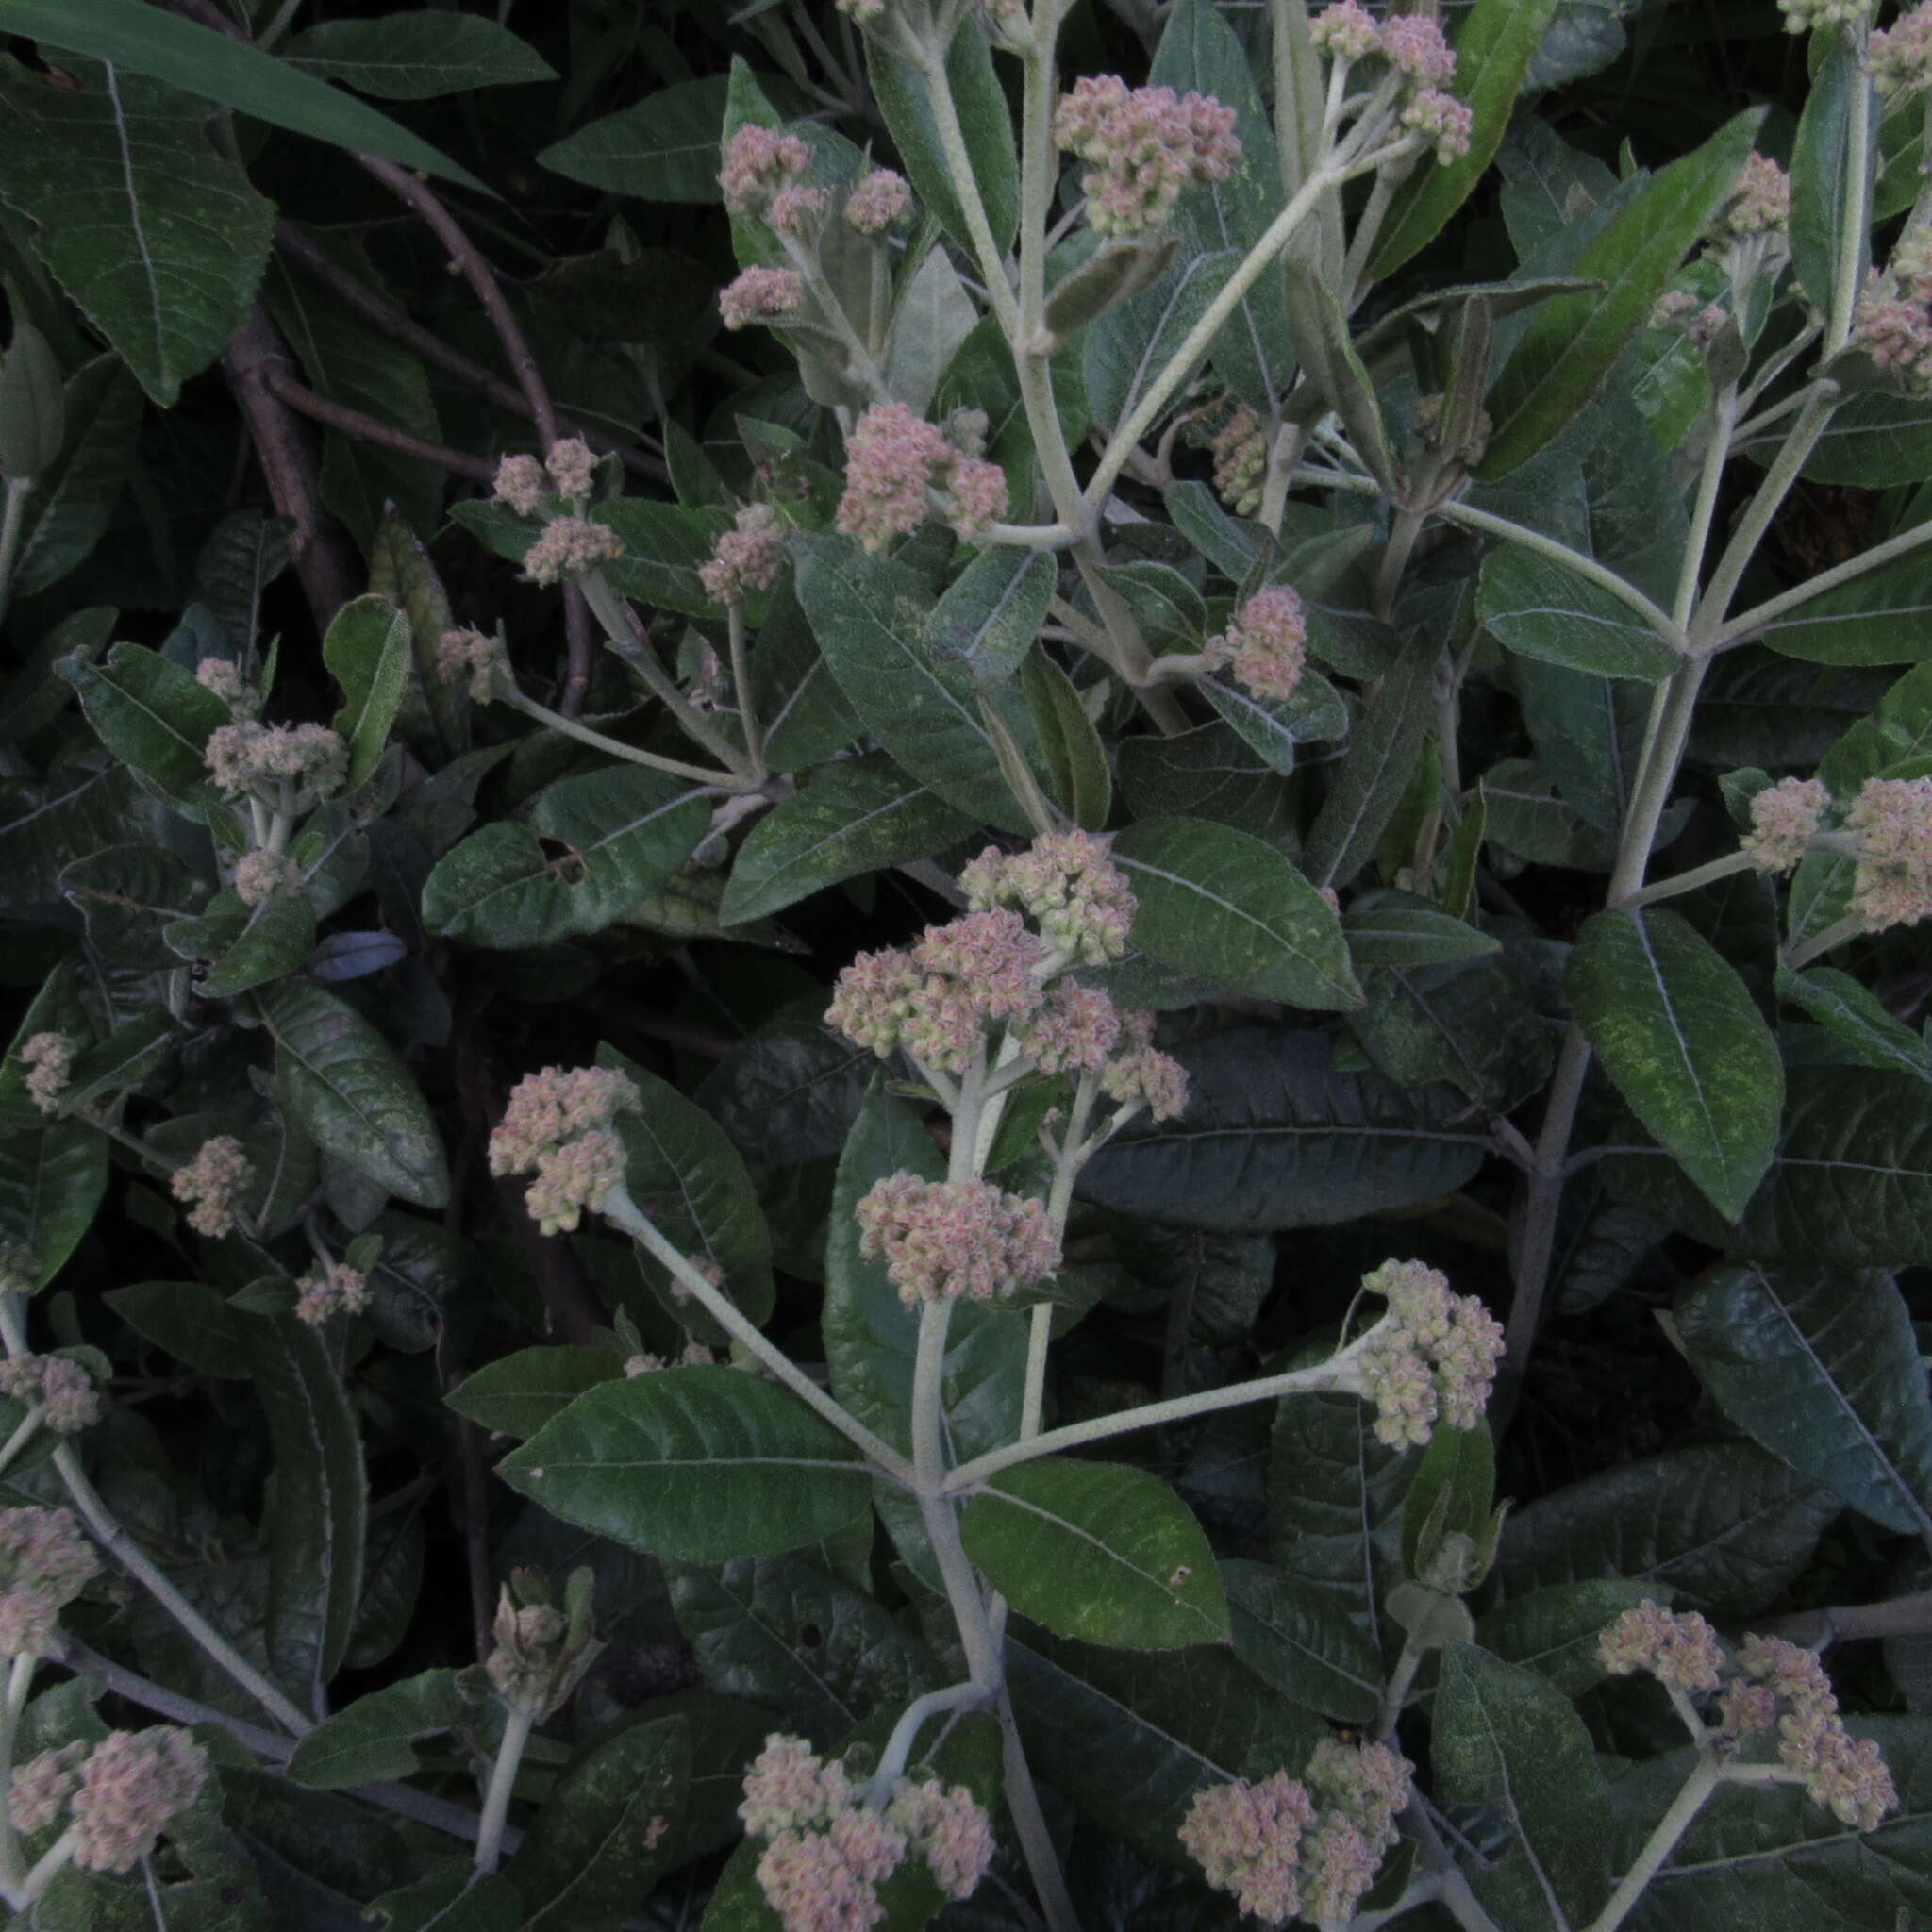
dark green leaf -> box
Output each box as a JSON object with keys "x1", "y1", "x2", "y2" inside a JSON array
[
  {"x1": 15, "y1": 356, "x2": 142, "y2": 597},
  {"x1": 286, "y1": 13, "x2": 553, "y2": 98},
  {"x1": 1474, "y1": 1579, "x2": 1660, "y2": 1698},
  {"x1": 445, "y1": 1346, "x2": 626, "y2": 1441},
  {"x1": 106, "y1": 1280, "x2": 255, "y2": 1378},
  {"x1": 59, "y1": 642, "x2": 228, "y2": 806},
  {"x1": 538, "y1": 75, "x2": 729, "y2": 201},
  {"x1": 1220, "y1": 1558, "x2": 1381, "y2": 1723},
  {"x1": 1755, "y1": 550, "x2": 1932, "y2": 665},
  {"x1": 1479, "y1": 545, "x2": 1677, "y2": 679},
  {"x1": 1305, "y1": 641, "x2": 1439, "y2": 887},
  {"x1": 924, "y1": 549, "x2": 1058, "y2": 690},
  {"x1": 0, "y1": 1121, "x2": 107, "y2": 1291},
  {"x1": 1022, "y1": 651, "x2": 1112, "y2": 831},
  {"x1": 1343, "y1": 889, "x2": 1501, "y2": 968},
  {"x1": 285, "y1": 1671, "x2": 464, "y2": 1789},
  {"x1": 1789, "y1": 35, "x2": 1862, "y2": 319}
]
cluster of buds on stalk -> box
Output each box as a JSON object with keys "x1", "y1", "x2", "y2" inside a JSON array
[
  {"x1": 833, "y1": 401, "x2": 1009, "y2": 551},
  {"x1": 0, "y1": 1354, "x2": 102, "y2": 1435},
  {"x1": 1341, "y1": 1259, "x2": 1507, "y2": 1450},
  {"x1": 700, "y1": 503, "x2": 788, "y2": 607},
  {"x1": 1740, "y1": 771, "x2": 1932, "y2": 931},
  {"x1": 1852, "y1": 224, "x2": 1932, "y2": 396},
  {"x1": 1052, "y1": 75, "x2": 1241, "y2": 238},
  {"x1": 18, "y1": 1033, "x2": 71, "y2": 1116},
  {"x1": 1179, "y1": 1738, "x2": 1414, "y2": 1925},
  {"x1": 293, "y1": 1261, "x2": 369, "y2": 1328},
  {"x1": 170, "y1": 1135, "x2": 254, "y2": 1241},
  {"x1": 470, "y1": 1567, "x2": 601, "y2": 1722},
  {"x1": 489, "y1": 1064, "x2": 641, "y2": 1236},
  {"x1": 203, "y1": 718, "x2": 347, "y2": 810},
  {"x1": 738, "y1": 1732, "x2": 996, "y2": 1931},
  {"x1": 436, "y1": 625, "x2": 510, "y2": 704},
  {"x1": 0, "y1": 1507, "x2": 99, "y2": 1658},
  {"x1": 1310, "y1": 3, "x2": 1474, "y2": 165},
  {"x1": 8, "y1": 1724, "x2": 209, "y2": 1877},
  {"x1": 1599, "y1": 1603, "x2": 1897, "y2": 1831},
  {"x1": 492, "y1": 440, "x2": 625, "y2": 587}
]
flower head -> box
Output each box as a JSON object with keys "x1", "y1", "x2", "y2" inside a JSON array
[
  {"x1": 1598, "y1": 1602, "x2": 1726, "y2": 1690},
  {"x1": 1101, "y1": 1034, "x2": 1191, "y2": 1123},
  {"x1": 834, "y1": 402, "x2": 1007, "y2": 551},
  {"x1": 1873, "y1": 3, "x2": 1932, "y2": 99},
  {"x1": 1054, "y1": 75, "x2": 1241, "y2": 238},
  {"x1": 233, "y1": 849, "x2": 302, "y2": 907},
  {"x1": 545, "y1": 438, "x2": 596, "y2": 501},
  {"x1": 494, "y1": 452, "x2": 548, "y2": 516},
  {"x1": 437, "y1": 626, "x2": 509, "y2": 703},
  {"x1": 19, "y1": 1034, "x2": 71, "y2": 1117},
  {"x1": 958, "y1": 829, "x2": 1138, "y2": 964},
  {"x1": 1179, "y1": 1770, "x2": 1316, "y2": 1924},
  {"x1": 0, "y1": 1356, "x2": 103, "y2": 1435},
  {"x1": 1310, "y1": 1, "x2": 1382, "y2": 61},
  {"x1": 194, "y1": 657, "x2": 257, "y2": 716},
  {"x1": 294, "y1": 1262, "x2": 369, "y2": 1327},
  {"x1": 1381, "y1": 13, "x2": 1457, "y2": 86},
  {"x1": 767, "y1": 184, "x2": 829, "y2": 236},
  {"x1": 523, "y1": 515, "x2": 625, "y2": 587},
  {"x1": 1652, "y1": 290, "x2": 1728, "y2": 345},
  {"x1": 203, "y1": 721, "x2": 348, "y2": 802},
  {"x1": 1206, "y1": 586, "x2": 1308, "y2": 703},
  {"x1": 845, "y1": 169, "x2": 911, "y2": 234},
  {"x1": 1717, "y1": 152, "x2": 1790, "y2": 239},
  {"x1": 9, "y1": 1742, "x2": 83, "y2": 1836},
  {"x1": 1402, "y1": 87, "x2": 1473, "y2": 164},
  {"x1": 490, "y1": 1067, "x2": 641, "y2": 1237},
  {"x1": 70, "y1": 1727, "x2": 210, "y2": 1874},
  {"x1": 171, "y1": 1136, "x2": 253, "y2": 1240},
  {"x1": 0, "y1": 1507, "x2": 99, "y2": 1657},
  {"x1": 1354, "y1": 1259, "x2": 1504, "y2": 1447},
  {"x1": 524, "y1": 1130, "x2": 627, "y2": 1236},
  {"x1": 1013, "y1": 980, "x2": 1122, "y2": 1074},
  {"x1": 701, "y1": 504, "x2": 787, "y2": 605},
  {"x1": 721, "y1": 265, "x2": 805, "y2": 333},
  {"x1": 1741, "y1": 775, "x2": 1827, "y2": 873},
  {"x1": 1776, "y1": 0, "x2": 1872, "y2": 28},
  {"x1": 856, "y1": 1174, "x2": 1060, "y2": 1306},
  {"x1": 719, "y1": 125, "x2": 814, "y2": 218},
  {"x1": 1212, "y1": 404, "x2": 1266, "y2": 517},
  {"x1": 1847, "y1": 774, "x2": 1932, "y2": 928},
  {"x1": 887, "y1": 1779, "x2": 996, "y2": 1899}
]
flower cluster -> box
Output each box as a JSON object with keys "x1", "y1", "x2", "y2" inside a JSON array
[
  {"x1": 855, "y1": 1174, "x2": 1060, "y2": 1306},
  {"x1": 294, "y1": 1262, "x2": 369, "y2": 1327},
  {"x1": 721, "y1": 265, "x2": 806, "y2": 333},
  {"x1": 48, "y1": 1727, "x2": 211, "y2": 1873},
  {"x1": 1400, "y1": 87, "x2": 1474, "y2": 165},
  {"x1": 170, "y1": 1136, "x2": 253, "y2": 1240},
  {"x1": 19, "y1": 1032, "x2": 71, "y2": 1116},
  {"x1": 1844, "y1": 774, "x2": 1932, "y2": 929},
  {"x1": 1715, "y1": 151, "x2": 1790, "y2": 240},
  {"x1": 1381, "y1": 13, "x2": 1457, "y2": 86},
  {"x1": 1100, "y1": 1008, "x2": 1191, "y2": 1123},
  {"x1": 490, "y1": 1066, "x2": 641, "y2": 1236},
  {"x1": 232, "y1": 849, "x2": 302, "y2": 907},
  {"x1": 493, "y1": 442, "x2": 596, "y2": 516},
  {"x1": 1872, "y1": 3, "x2": 1932, "y2": 99},
  {"x1": 1205, "y1": 586, "x2": 1308, "y2": 703},
  {"x1": 701, "y1": 504, "x2": 787, "y2": 604},
  {"x1": 1854, "y1": 225, "x2": 1932, "y2": 393},
  {"x1": 719, "y1": 125, "x2": 814, "y2": 219},
  {"x1": 523, "y1": 515, "x2": 625, "y2": 587},
  {"x1": 1212, "y1": 404, "x2": 1266, "y2": 517},
  {"x1": 1307, "y1": 7, "x2": 1471, "y2": 162},
  {"x1": 844, "y1": 168, "x2": 911, "y2": 235},
  {"x1": 1012, "y1": 980, "x2": 1121, "y2": 1074},
  {"x1": 204, "y1": 721, "x2": 348, "y2": 802},
  {"x1": 959, "y1": 829, "x2": 1137, "y2": 965},
  {"x1": 1353, "y1": 1259, "x2": 1505, "y2": 1449},
  {"x1": 194, "y1": 657, "x2": 257, "y2": 716},
  {"x1": 1600, "y1": 1606, "x2": 1897, "y2": 1831},
  {"x1": 1740, "y1": 775, "x2": 1828, "y2": 874},
  {"x1": 436, "y1": 625, "x2": 509, "y2": 702},
  {"x1": 1776, "y1": 0, "x2": 1872, "y2": 28},
  {"x1": 1651, "y1": 290, "x2": 1728, "y2": 346},
  {"x1": 0, "y1": 1355, "x2": 102, "y2": 1434},
  {"x1": 833, "y1": 401, "x2": 1008, "y2": 551},
  {"x1": 0, "y1": 1507, "x2": 98, "y2": 1657},
  {"x1": 1180, "y1": 1740, "x2": 1413, "y2": 1926},
  {"x1": 1309, "y1": 1, "x2": 1381, "y2": 62},
  {"x1": 494, "y1": 452, "x2": 548, "y2": 516},
  {"x1": 740, "y1": 1734, "x2": 994, "y2": 1932},
  {"x1": 546, "y1": 438, "x2": 596, "y2": 500},
  {"x1": 484, "y1": 1570, "x2": 599, "y2": 1720},
  {"x1": 1053, "y1": 75, "x2": 1241, "y2": 238}
]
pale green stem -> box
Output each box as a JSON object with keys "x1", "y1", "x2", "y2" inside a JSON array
[
  {"x1": 504, "y1": 687, "x2": 748, "y2": 790},
  {"x1": 944, "y1": 1325, "x2": 1380, "y2": 1492},
  {"x1": 1580, "y1": 1757, "x2": 1721, "y2": 1932},
  {"x1": 1622, "y1": 850, "x2": 1759, "y2": 908},
  {"x1": 1785, "y1": 910, "x2": 1866, "y2": 971},
  {"x1": 1504, "y1": 1024, "x2": 1594, "y2": 1367},
  {"x1": 473, "y1": 1707, "x2": 534, "y2": 1877},
  {"x1": 997, "y1": 1709, "x2": 1082, "y2": 1932},
  {"x1": 21, "y1": 1825, "x2": 73, "y2": 1902},
  {"x1": 601, "y1": 1189, "x2": 917, "y2": 1486},
  {"x1": 0, "y1": 476, "x2": 33, "y2": 634},
  {"x1": 1607, "y1": 658, "x2": 1710, "y2": 906},
  {"x1": 1342, "y1": 157, "x2": 1413, "y2": 308},
  {"x1": 0, "y1": 1407, "x2": 42, "y2": 1487},
  {"x1": 863, "y1": 1682, "x2": 990, "y2": 1806},
  {"x1": 1374, "y1": 1626, "x2": 1427, "y2": 1741},
  {"x1": 912, "y1": 1301, "x2": 956, "y2": 1491},
  {"x1": 726, "y1": 603, "x2": 764, "y2": 781},
  {"x1": 981, "y1": 519, "x2": 1076, "y2": 549},
  {"x1": 1721, "y1": 507, "x2": 1932, "y2": 646},
  {"x1": 0, "y1": 1651, "x2": 37, "y2": 1890},
  {"x1": 1674, "y1": 388, "x2": 1740, "y2": 633}
]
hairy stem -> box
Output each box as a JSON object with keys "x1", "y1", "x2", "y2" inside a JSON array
[
  {"x1": 502, "y1": 688, "x2": 748, "y2": 790},
  {"x1": 473, "y1": 1707, "x2": 534, "y2": 1877},
  {"x1": 0, "y1": 1652, "x2": 36, "y2": 1890},
  {"x1": 1581, "y1": 1757, "x2": 1720, "y2": 1932}
]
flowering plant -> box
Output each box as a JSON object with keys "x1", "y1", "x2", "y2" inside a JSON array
[{"x1": 0, "y1": 0, "x2": 1929, "y2": 1928}]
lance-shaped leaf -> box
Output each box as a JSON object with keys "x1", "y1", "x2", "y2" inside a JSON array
[
  {"x1": 286, "y1": 1670, "x2": 465, "y2": 1789},
  {"x1": 538, "y1": 75, "x2": 729, "y2": 202},
  {"x1": 721, "y1": 755, "x2": 973, "y2": 926},
  {"x1": 106, "y1": 1281, "x2": 255, "y2": 1379},
  {"x1": 1674, "y1": 1265, "x2": 1932, "y2": 1541},
  {"x1": 1754, "y1": 549, "x2": 1932, "y2": 665},
  {"x1": 1567, "y1": 908, "x2": 1782, "y2": 1222},
  {"x1": 58, "y1": 642, "x2": 229, "y2": 806},
  {"x1": 1433, "y1": 1644, "x2": 1612, "y2": 1932},
  {"x1": 15, "y1": 356, "x2": 142, "y2": 599},
  {"x1": 1343, "y1": 889, "x2": 1500, "y2": 969},
  {"x1": 960, "y1": 1459, "x2": 1228, "y2": 1651},
  {"x1": 1789, "y1": 34, "x2": 1864, "y2": 319},
  {"x1": 423, "y1": 767, "x2": 710, "y2": 951},
  {"x1": 1478, "y1": 110, "x2": 1761, "y2": 478},
  {"x1": 500, "y1": 1367, "x2": 874, "y2": 1563},
  {"x1": 925, "y1": 548, "x2": 1057, "y2": 691},
  {"x1": 0, "y1": 1122, "x2": 107, "y2": 1292},
  {"x1": 1220, "y1": 1559, "x2": 1382, "y2": 1723},
  {"x1": 258, "y1": 983, "x2": 448, "y2": 1208},
  {"x1": 1478, "y1": 544, "x2": 1678, "y2": 680},
  {"x1": 1305, "y1": 641, "x2": 1439, "y2": 887},
  {"x1": 286, "y1": 13, "x2": 554, "y2": 99},
  {"x1": 1023, "y1": 651, "x2": 1112, "y2": 831},
  {"x1": 1113, "y1": 816, "x2": 1361, "y2": 1010},
  {"x1": 446, "y1": 1346, "x2": 627, "y2": 1441}
]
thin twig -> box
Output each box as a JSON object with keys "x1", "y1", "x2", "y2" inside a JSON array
[{"x1": 264, "y1": 370, "x2": 499, "y2": 482}]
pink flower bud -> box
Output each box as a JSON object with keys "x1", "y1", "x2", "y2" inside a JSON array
[
  {"x1": 19, "y1": 1034, "x2": 71, "y2": 1117},
  {"x1": 856, "y1": 1173, "x2": 1060, "y2": 1307},
  {"x1": 294, "y1": 1262, "x2": 370, "y2": 1327},
  {"x1": 1598, "y1": 1601, "x2": 1726, "y2": 1690},
  {"x1": 1381, "y1": 14, "x2": 1457, "y2": 86},
  {"x1": 958, "y1": 829, "x2": 1138, "y2": 965},
  {"x1": 700, "y1": 504, "x2": 787, "y2": 604},
  {"x1": 170, "y1": 1136, "x2": 253, "y2": 1240},
  {"x1": 1179, "y1": 1770, "x2": 1315, "y2": 1924},
  {"x1": 436, "y1": 625, "x2": 509, "y2": 702},
  {"x1": 544, "y1": 438, "x2": 597, "y2": 500},
  {"x1": 1310, "y1": 2, "x2": 1382, "y2": 61},
  {"x1": 1402, "y1": 87, "x2": 1474, "y2": 165},
  {"x1": 1205, "y1": 586, "x2": 1308, "y2": 703},
  {"x1": 1873, "y1": 3, "x2": 1932, "y2": 99},
  {"x1": 1847, "y1": 774, "x2": 1932, "y2": 929},
  {"x1": 719, "y1": 125, "x2": 815, "y2": 218},
  {"x1": 494, "y1": 452, "x2": 547, "y2": 515},
  {"x1": 1741, "y1": 775, "x2": 1828, "y2": 874},
  {"x1": 523, "y1": 515, "x2": 625, "y2": 587},
  {"x1": 70, "y1": 1727, "x2": 210, "y2": 1874},
  {"x1": 720, "y1": 265, "x2": 805, "y2": 332},
  {"x1": 844, "y1": 169, "x2": 911, "y2": 234},
  {"x1": 1054, "y1": 75, "x2": 1241, "y2": 238},
  {"x1": 9, "y1": 1741, "x2": 82, "y2": 1836},
  {"x1": 233, "y1": 849, "x2": 302, "y2": 907}
]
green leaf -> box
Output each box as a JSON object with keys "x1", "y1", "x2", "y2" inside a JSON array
[
  {"x1": 505, "y1": 1715, "x2": 691, "y2": 1932},
  {"x1": 286, "y1": 13, "x2": 553, "y2": 98},
  {"x1": 1675, "y1": 1265, "x2": 1932, "y2": 1541},
  {"x1": 1112, "y1": 816, "x2": 1361, "y2": 1010},
  {"x1": 286, "y1": 1670, "x2": 464, "y2": 1789},
  {"x1": 15, "y1": 355, "x2": 142, "y2": 598},
  {"x1": 1481, "y1": 757, "x2": 1618, "y2": 869},
  {"x1": 599, "y1": 1046, "x2": 776, "y2": 1337},
  {"x1": 445, "y1": 1346, "x2": 626, "y2": 1441},
  {"x1": 1082, "y1": 1024, "x2": 1491, "y2": 1232},
  {"x1": 721, "y1": 755, "x2": 973, "y2": 925},
  {"x1": 1796, "y1": 391, "x2": 1932, "y2": 488},
  {"x1": 1755, "y1": 549, "x2": 1932, "y2": 665},
  {"x1": 756, "y1": 579, "x2": 865, "y2": 772},
  {"x1": 175, "y1": 891, "x2": 316, "y2": 1000},
  {"x1": 538, "y1": 75, "x2": 729, "y2": 202},
  {"x1": 1220, "y1": 1558, "x2": 1381, "y2": 1723},
  {"x1": 1789, "y1": 35, "x2": 1862, "y2": 318},
  {"x1": 1200, "y1": 668, "x2": 1348, "y2": 775},
  {"x1": 59, "y1": 641, "x2": 229, "y2": 806},
  {"x1": 54, "y1": 1012, "x2": 173, "y2": 1116},
  {"x1": 423, "y1": 767, "x2": 710, "y2": 950},
  {"x1": 866, "y1": 20, "x2": 1018, "y2": 258},
  {"x1": 1352, "y1": 951, "x2": 1554, "y2": 1111},
  {"x1": 594, "y1": 499, "x2": 725, "y2": 618},
  {"x1": 106, "y1": 1280, "x2": 256, "y2": 1378},
  {"x1": 1371, "y1": 0, "x2": 1564, "y2": 275},
  {"x1": 500, "y1": 1367, "x2": 873, "y2": 1563},
  {"x1": 1775, "y1": 962, "x2": 1931, "y2": 1079},
  {"x1": 0, "y1": 1122, "x2": 108, "y2": 1291},
  {"x1": 1478, "y1": 111, "x2": 1760, "y2": 478},
  {"x1": 1478, "y1": 544, "x2": 1677, "y2": 679},
  {"x1": 1022, "y1": 651, "x2": 1112, "y2": 832},
  {"x1": 669, "y1": 1555, "x2": 941, "y2": 1749},
  {"x1": 247, "y1": 1308, "x2": 367, "y2": 1690},
  {"x1": 0, "y1": 52, "x2": 275, "y2": 406},
  {"x1": 0, "y1": 0, "x2": 488, "y2": 191},
  {"x1": 258, "y1": 983, "x2": 448, "y2": 1208},
  {"x1": 1433, "y1": 1644, "x2": 1611, "y2": 1932},
  {"x1": 1567, "y1": 908, "x2": 1783, "y2": 1222},
  {"x1": 1117, "y1": 721, "x2": 1296, "y2": 843},
  {"x1": 1403, "y1": 1423, "x2": 1496, "y2": 1576},
  {"x1": 885, "y1": 242, "x2": 978, "y2": 418},
  {"x1": 960, "y1": 1459, "x2": 1227, "y2": 1651},
  {"x1": 1304, "y1": 641, "x2": 1439, "y2": 887},
  {"x1": 924, "y1": 549, "x2": 1057, "y2": 691},
  {"x1": 370, "y1": 1866, "x2": 522, "y2": 1932},
  {"x1": 1343, "y1": 889, "x2": 1501, "y2": 968},
  {"x1": 793, "y1": 534, "x2": 1036, "y2": 833},
  {"x1": 1474, "y1": 1579, "x2": 1661, "y2": 1698},
  {"x1": 1497, "y1": 1440, "x2": 1840, "y2": 1617}
]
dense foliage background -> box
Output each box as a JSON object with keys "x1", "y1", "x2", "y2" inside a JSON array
[{"x1": 2, "y1": 0, "x2": 1932, "y2": 1927}]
